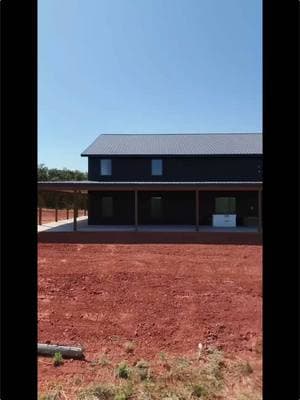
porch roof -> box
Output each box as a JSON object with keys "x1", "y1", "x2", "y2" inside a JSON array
[{"x1": 38, "y1": 180, "x2": 262, "y2": 192}]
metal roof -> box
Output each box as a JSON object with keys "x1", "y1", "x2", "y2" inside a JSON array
[{"x1": 81, "y1": 133, "x2": 262, "y2": 156}]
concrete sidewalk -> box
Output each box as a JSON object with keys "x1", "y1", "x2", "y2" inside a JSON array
[{"x1": 38, "y1": 217, "x2": 258, "y2": 233}]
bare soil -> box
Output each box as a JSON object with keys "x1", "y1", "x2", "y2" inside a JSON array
[{"x1": 38, "y1": 243, "x2": 262, "y2": 397}]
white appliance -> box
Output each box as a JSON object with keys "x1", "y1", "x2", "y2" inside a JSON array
[{"x1": 212, "y1": 214, "x2": 236, "y2": 227}]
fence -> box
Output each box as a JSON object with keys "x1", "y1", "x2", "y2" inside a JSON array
[{"x1": 37, "y1": 208, "x2": 87, "y2": 225}]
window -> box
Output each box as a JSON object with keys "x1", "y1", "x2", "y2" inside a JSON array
[
  {"x1": 101, "y1": 196, "x2": 113, "y2": 217},
  {"x1": 151, "y1": 196, "x2": 163, "y2": 218},
  {"x1": 215, "y1": 197, "x2": 236, "y2": 214},
  {"x1": 100, "y1": 159, "x2": 112, "y2": 176},
  {"x1": 151, "y1": 159, "x2": 163, "y2": 176}
]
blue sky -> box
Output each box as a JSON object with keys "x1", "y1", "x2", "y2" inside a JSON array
[{"x1": 38, "y1": 0, "x2": 262, "y2": 172}]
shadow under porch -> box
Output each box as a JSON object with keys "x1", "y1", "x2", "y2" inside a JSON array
[{"x1": 87, "y1": 190, "x2": 261, "y2": 229}]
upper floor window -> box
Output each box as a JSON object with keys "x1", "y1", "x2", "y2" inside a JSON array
[
  {"x1": 100, "y1": 159, "x2": 112, "y2": 176},
  {"x1": 151, "y1": 159, "x2": 163, "y2": 176}
]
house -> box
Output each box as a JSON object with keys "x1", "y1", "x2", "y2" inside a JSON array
[
  {"x1": 82, "y1": 133, "x2": 262, "y2": 228},
  {"x1": 38, "y1": 133, "x2": 262, "y2": 232}
]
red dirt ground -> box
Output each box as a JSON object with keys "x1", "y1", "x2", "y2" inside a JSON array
[
  {"x1": 38, "y1": 208, "x2": 86, "y2": 224},
  {"x1": 38, "y1": 243, "x2": 262, "y2": 396}
]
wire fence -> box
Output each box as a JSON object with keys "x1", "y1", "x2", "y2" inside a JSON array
[{"x1": 37, "y1": 208, "x2": 87, "y2": 225}]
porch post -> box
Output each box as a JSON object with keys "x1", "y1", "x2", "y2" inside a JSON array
[
  {"x1": 73, "y1": 191, "x2": 78, "y2": 231},
  {"x1": 258, "y1": 189, "x2": 262, "y2": 233},
  {"x1": 134, "y1": 190, "x2": 138, "y2": 231},
  {"x1": 195, "y1": 190, "x2": 199, "y2": 231},
  {"x1": 38, "y1": 207, "x2": 42, "y2": 225},
  {"x1": 38, "y1": 192, "x2": 43, "y2": 225}
]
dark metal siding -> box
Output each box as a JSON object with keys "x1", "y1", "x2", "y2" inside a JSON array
[
  {"x1": 138, "y1": 191, "x2": 195, "y2": 225},
  {"x1": 88, "y1": 190, "x2": 259, "y2": 226},
  {"x1": 88, "y1": 191, "x2": 135, "y2": 225},
  {"x1": 88, "y1": 156, "x2": 262, "y2": 182},
  {"x1": 88, "y1": 191, "x2": 195, "y2": 225}
]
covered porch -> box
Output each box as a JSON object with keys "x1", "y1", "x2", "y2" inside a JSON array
[{"x1": 38, "y1": 181, "x2": 262, "y2": 233}]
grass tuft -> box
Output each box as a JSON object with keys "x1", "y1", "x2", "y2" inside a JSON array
[
  {"x1": 135, "y1": 360, "x2": 151, "y2": 381},
  {"x1": 124, "y1": 341, "x2": 135, "y2": 354},
  {"x1": 52, "y1": 352, "x2": 64, "y2": 367},
  {"x1": 116, "y1": 362, "x2": 131, "y2": 379}
]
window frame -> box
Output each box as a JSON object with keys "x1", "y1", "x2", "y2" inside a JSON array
[
  {"x1": 100, "y1": 159, "x2": 112, "y2": 176},
  {"x1": 151, "y1": 159, "x2": 163, "y2": 176}
]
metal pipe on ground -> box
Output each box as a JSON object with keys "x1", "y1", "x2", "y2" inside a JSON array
[{"x1": 37, "y1": 343, "x2": 85, "y2": 359}]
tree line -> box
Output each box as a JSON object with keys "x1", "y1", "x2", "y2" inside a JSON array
[
  {"x1": 38, "y1": 164, "x2": 88, "y2": 181},
  {"x1": 38, "y1": 164, "x2": 88, "y2": 210}
]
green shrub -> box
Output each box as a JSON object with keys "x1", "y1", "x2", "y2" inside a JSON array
[{"x1": 116, "y1": 362, "x2": 131, "y2": 379}]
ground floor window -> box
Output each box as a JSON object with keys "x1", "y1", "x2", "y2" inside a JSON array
[
  {"x1": 151, "y1": 196, "x2": 163, "y2": 219},
  {"x1": 215, "y1": 197, "x2": 236, "y2": 214},
  {"x1": 101, "y1": 196, "x2": 113, "y2": 217}
]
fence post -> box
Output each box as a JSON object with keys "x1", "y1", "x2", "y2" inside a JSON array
[
  {"x1": 67, "y1": 208, "x2": 69, "y2": 220},
  {"x1": 73, "y1": 191, "x2": 78, "y2": 231},
  {"x1": 55, "y1": 208, "x2": 58, "y2": 222}
]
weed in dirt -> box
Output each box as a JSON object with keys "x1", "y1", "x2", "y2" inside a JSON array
[
  {"x1": 135, "y1": 360, "x2": 150, "y2": 381},
  {"x1": 203, "y1": 346, "x2": 225, "y2": 379},
  {"x1": 254, "y1": 338, "x2": 262, "y2": 355},
  {"x1": 235, "y1": 392, "x2": 262, "y2": 400},
  {"x1": 116, "y1": 362, "x2": 131, "y2": 379},
  {"x1": 74, "y1": 377, "x2": 83, "y2": 385},
  {"x1": 161, "y1": 394, "x2": 180, "y2": 400},
  {"x1": 114, "y1": 383, "x2": 133, "y2": 400},
  {"x1": 39, "y1": 391, "x2": 63, "y2": 400},
  {"x1": 124, "y1": 341, "x2": 135, "y2": 354},
  {"x1": 78, "y1": 384, "x2": 116, "y2": 400},
  {"x1": 91, "y1": 356, "x2": 111, "y2": 367},
  {"x1": 236, "y1": 361, "x2": 253, "y2": 376},
  {"x1": 52, "y1": 352, "x2": 64, "y2": 367},
  {"x1": 75, "y1": 352, "x2": 260, "y2": 400},
  {"x1": 78, "y1": 383, "x2": 132, "y2": 400},
  {"x1": 159, "y1": 352, "x2": 167, "y2": 361},
  {"x1": 159, "y1": 352, "x2": 171, "y2": 371},
  {"x1": 168, "y1": 357, "x2": 194, "y2": 382},
  {"x1": 191, "y1": 383, "x2": 207, "y2": 398}
]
